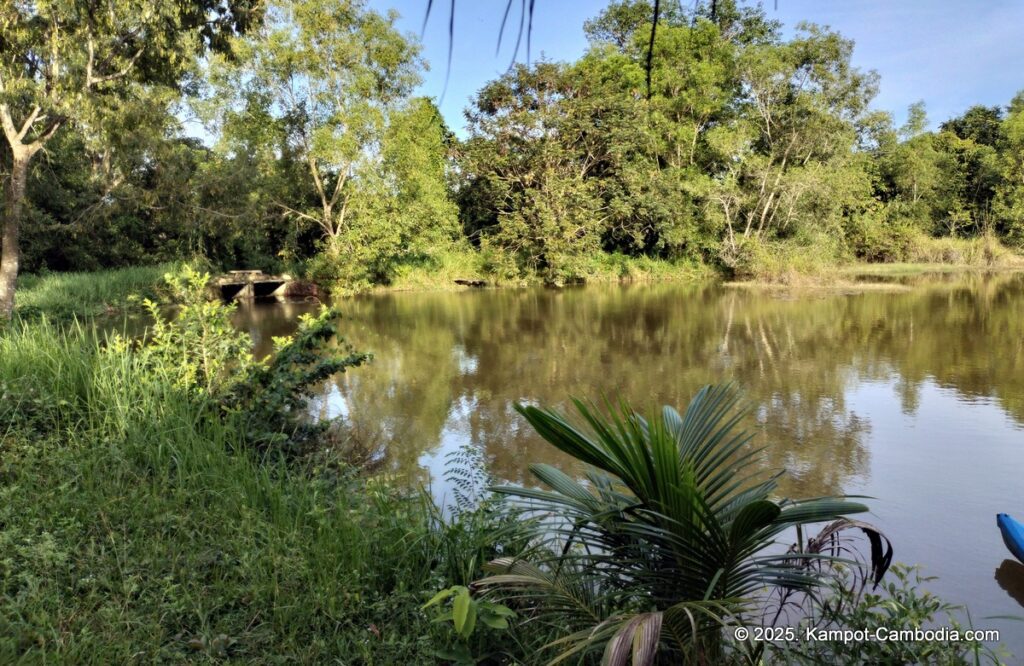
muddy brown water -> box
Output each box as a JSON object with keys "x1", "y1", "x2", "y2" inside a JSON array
[{"x1": 216, "y1": 274, "x2": 1024, "y2": 653}]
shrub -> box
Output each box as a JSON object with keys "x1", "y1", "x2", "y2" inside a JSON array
[
  {"x1": 226, "y1": 307, "x2": 370, "y2": 456},
  {"x1": 135, "y1": 266, "x2": 255, "y2": 396},
  {"x1": 846, "y1": 215, "x2": 916, "y2": 263},
  {"x1": 480, "y1": 386, "x2": 891, "y2": 664},
  {"x1": 773, "y1": 564, "x2": 1009, "y2": 665},
  {"x1": 725, "y1": 235, "x2": 843, "y2": 283}
]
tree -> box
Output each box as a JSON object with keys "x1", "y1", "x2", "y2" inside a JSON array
[
  {"x1": 460, "y1": 62, "x2": 604, "y2": 282},
  {"x1": 704, "y1": 23, "x2": 877, "y2": 268},
  {"x1": 325, "y1": 96, "x2": 460, "y2": 284},
  {"x1": 940, "y1": 105, "x2": 1004, "y2": 147},
  {"x1": 576, "y1": 12, "x2": 737, "y2": 261},
  {"x1": 876, "y1": 103, "x2": 943, "y2": 224},
  {"x1": 995, "y1": 91, "x2": 1024, "y2": 245},
  {"x1": 583, "y1": 0, "x2": 685, "y2": 51},
  {"x1": 210, "y1": 0, "x2": 452, "y2": 288},
  {"x1": 0, "y1": 0, "x2": 258, "y2": 319}
]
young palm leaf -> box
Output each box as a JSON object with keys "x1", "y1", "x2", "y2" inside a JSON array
[{"x1": 481, "y1": 384, "x2": 891, "y2": 664}]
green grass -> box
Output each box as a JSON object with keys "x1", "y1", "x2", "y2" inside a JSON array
[
  {"x1": 842, "y1": 235, "x2": 1024, "y2": 277},
  {"x1": 14, "y1": 263, "x2": 181, "y2": 320},
  {"x1": 385, "y1": 247, "x2": 491, "y2": 291},
  {"x1": 0, "y1": 321, "x2": 539, "y2": 662},
  {"x1": 382, "y1": 249, "x2": 711, "y2": 292}
]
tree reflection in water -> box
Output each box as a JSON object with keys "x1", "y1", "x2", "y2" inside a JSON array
[{"x1": 232, "y1": 272, "x2": 1024, "y2": 499}]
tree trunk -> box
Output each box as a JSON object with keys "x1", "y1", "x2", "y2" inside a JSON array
[{"x1": 0, "y1": 151, "x2": 30, "y2": 320}]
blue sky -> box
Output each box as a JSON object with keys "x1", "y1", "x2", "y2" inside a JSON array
[{"x1": 368, "y1": 0, "x2": 1024, "y2": 136}]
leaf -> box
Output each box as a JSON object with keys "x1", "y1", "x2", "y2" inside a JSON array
[
  {"x1": 480, "y1": 601, "x2": 516, "y2": 618},
  {"x1": 479, "y1": 612, "x2": 509, "y2": 630},
  {"x1": 452, "y1": 587, "x2": 471, "y2": 635},
  {"x1": 601, "y1": 612, "x2": 663, "y2": 666},
  {"x1": 729, "y1": 499, "x2": 781, "y2": 545},
  {"x1": 422, "y1": 586, "x2": 456, "y2": 609},
  {"x1": 460, "y1": 598, "x2": 477, "y2": 639}
]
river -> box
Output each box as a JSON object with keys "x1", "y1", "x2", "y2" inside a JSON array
[{"x1": 231, "y1": 272, "x2": 1024, "y2": 654}]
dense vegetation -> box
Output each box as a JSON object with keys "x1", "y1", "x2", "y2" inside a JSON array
[
  {"x1": 4, "y1": 0, "x2": 1024, "y2": 314},
  {"x1": 0, "y1": 1, "x2": 1019, "y2": 662},
  {"x1": 0, "y1": 269, "x2": 1004, "y2": 663}
]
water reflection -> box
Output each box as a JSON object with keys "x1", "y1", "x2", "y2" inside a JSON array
[
  {"x1": 995, "y1": 559, "x2": 1024, "y2": 609},
  {"x1": 288, "y1": 274, "x2": 1018, "y2": 498},
  {"x1": 229, "y1": 273, "x2": 1024, "y2": 653}
]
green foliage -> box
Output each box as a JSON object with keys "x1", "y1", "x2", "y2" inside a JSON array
[
  {"x1": 460, "y1": 61, "x2": 605, "y2": 284},
  {"x1": 994, "y1": 93, "x2": 1024, "y2": 246},
  {"x1": 227, "y1": 307, "x2": 370, "y2": 455},
  {"x1": 0, "y1": 0, "x2": 261, "y2": 318},
  {"x1": 0, "y1": 312, "x2": 546, "y2": 663},
  {"x1": 136, "y1": 266, "x2": 254, "y2": 396},
  {"x1": 128, "y1": 265, "x2": 371, "y2": 455},
  {"x1": 457, "y1": 3, "x2": 895, "y2": 281},
  {"x1": 422, "y1": 585, "x2": 516, "y2": 664},
  {"x1": 480, "y1": 385, "x2": 890, "y2": 664},
  {"x1": 775, "y1": 564, "x2": 1008, "y2": 665},
  {"x1": 206, "y1": 0, "x2": 458, "y2": 291},
  {"x1": 847, "y1": 215, "x2": 916, "y2": 264},
  {"x1": 14, "y1": 0, "x2": 1024, "y2": 289},
  {"x1": 14, "y1": 263, "x2": 177, "y2": 320}
]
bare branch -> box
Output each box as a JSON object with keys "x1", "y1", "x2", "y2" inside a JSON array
[
  {"x1": 0, "y1": 104, "x2": 18, "y2": 144},
  {"x1": 15, "y1": 106, "x2": 42, "y2": 142},
  {"x1": 86, "y1": 46, "x2": 144, "y2": 88}
]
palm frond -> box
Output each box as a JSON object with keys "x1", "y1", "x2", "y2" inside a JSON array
[{"x1": 485, "y1": 385, "x2": 893, "y2": 663}]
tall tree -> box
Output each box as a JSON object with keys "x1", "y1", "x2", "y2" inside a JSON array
[
  {"x1": 460, "y1": 62, "x2": 605, "y2": 282},
  {"x1": 706, "y1": 22, "x2": 877, "y2": 268},
  {"x1": 995, "y1": 91, "x2": 1024, "y2": 244},
  {"x1": 0, "y1": 0, "x2": 258, "y2": 318},
  {"x1": 208, "y1": 0, "x2": 452, "y2": 288}
]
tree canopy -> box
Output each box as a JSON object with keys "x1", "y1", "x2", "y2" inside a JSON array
[{"x1": 4, "y1": 0, "x2": 1024, "y2": 303}]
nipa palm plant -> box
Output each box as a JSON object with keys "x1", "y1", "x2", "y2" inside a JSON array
[{"x1": 479, "y1": 384, "x2": 891, "y2": 665}]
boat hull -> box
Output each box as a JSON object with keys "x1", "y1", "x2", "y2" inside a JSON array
[{"x1": 997, "y1": 513, "x2": 1024, "y2": 564}]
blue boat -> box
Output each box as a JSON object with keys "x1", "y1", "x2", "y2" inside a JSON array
[{"x1": 997, "y1": 513, "x2": 1024, "y2": 564}]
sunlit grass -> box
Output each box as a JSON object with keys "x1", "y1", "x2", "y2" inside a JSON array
[
  {"x1": 0, "y1": 321, "x2": 520, "y2": 662},
  {"x1": 14, "y1": 263, "x2": 181, "y2": 319},
  {"x1": 384, "y1": 247, "x2": 491, "y2": 291}
]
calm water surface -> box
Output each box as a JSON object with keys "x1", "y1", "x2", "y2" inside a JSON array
[{"x1": 234, "y1": 274, "x2": 1024, "y2": 653}]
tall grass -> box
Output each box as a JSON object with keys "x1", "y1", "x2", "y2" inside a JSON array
[
  {"x1": 580, "y1": 252, "x2": 712, "y2": 284},
  {"x1": 385, "y1": 247, "x2": 491, "y2": 291},
  {"x1": 0, "y1": 321, "x2": 537, "y2": 662},
  {"x1": 905, "y1": 233, "x2": 1022, "y2": 267},
  {"x1": 14, "y1": 263, "x2": 181, "y2": 319}
]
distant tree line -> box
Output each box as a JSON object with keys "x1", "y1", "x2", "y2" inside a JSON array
[{"x1": 4, "y1": 0, "x2": 1024, "y2": 305}]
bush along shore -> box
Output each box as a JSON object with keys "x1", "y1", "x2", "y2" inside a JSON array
[
  {"x1": 0, "y1": 267, "x2": 1009, "y2": 664},
  {"x1": 7, "y1": 1, "x2": 1024, "y2": 313},
  {"x1": 11, "y1": 243, "x2": 1024, "y2": 325}
]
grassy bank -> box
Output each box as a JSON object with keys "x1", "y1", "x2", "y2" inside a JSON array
[
  {"x1": 0, "y1": 320, "x2": 540, "y2": 662},
  {"x1": 729, "y1": 234, "x2": 1024, "y2": 286},
  {"x1": 0, "y1": 272, "x2": 1008, "y2": 663},
  {"x1": 375, "y1": 236, "x2": 1024, "y2": 294},
  {"x1": 14, "y1": 263, "x2": 181, "y2": 319},
  {"x1": 374, "y1": 249, "x2": 712, "y2": 292},
  {"x1": 11, "y1": 235, "x2": 1021, "y2": 317}
]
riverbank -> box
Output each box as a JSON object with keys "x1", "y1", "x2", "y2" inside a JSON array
[
  {"x1": 0, "y1": 309, "x2": 558, "y2": 662},
  {"x1": 11, "y1": 242, "x2": 1024, "y2": 322},
  {"x1": 13, "y1": 263, "x2": 182, "y2": 320},
  {"x1": 1, "y1": 270, "x2": 1012, "y2": 663},
  {"x1": 378, "y1": 250, "x2": 714, "y2": 292}
]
